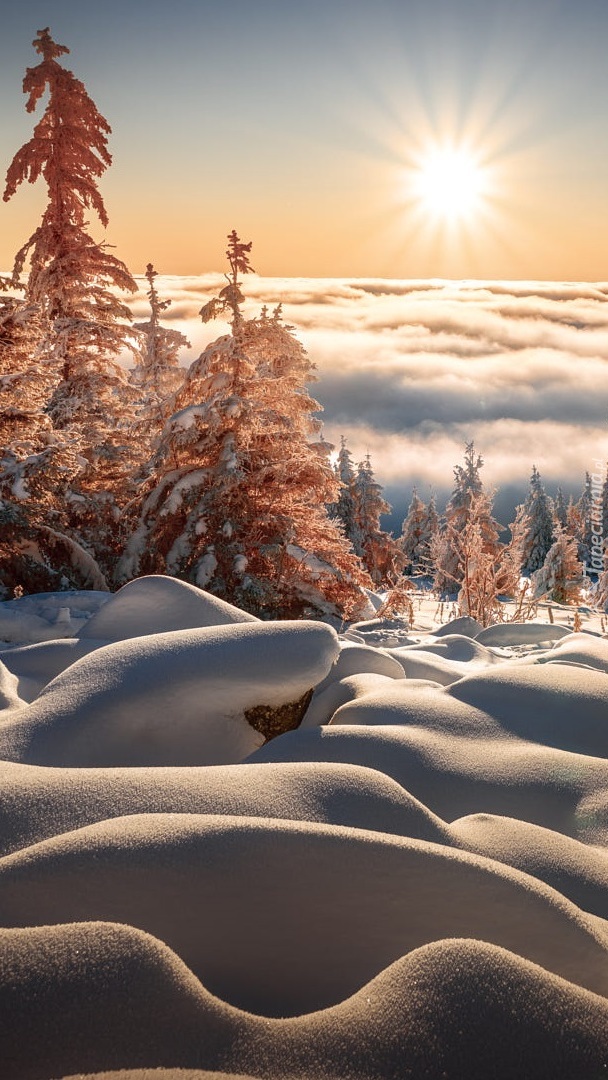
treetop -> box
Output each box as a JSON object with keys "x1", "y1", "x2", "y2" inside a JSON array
[{"x1": 32, "y1": 28, "x2": 70, "y2": 62}]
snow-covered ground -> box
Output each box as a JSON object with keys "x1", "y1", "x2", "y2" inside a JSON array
[{"x1": 1, "y1": 574, "x2": 608, "y2": 1078}]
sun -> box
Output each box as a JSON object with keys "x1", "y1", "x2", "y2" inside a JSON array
[{"x1": 413, "y1": 146, "x2": 488, "y2": 222}]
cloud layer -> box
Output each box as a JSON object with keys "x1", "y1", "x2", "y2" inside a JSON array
[{"x1": 129, "y1": 276, "x2": 608, "y2": 529}]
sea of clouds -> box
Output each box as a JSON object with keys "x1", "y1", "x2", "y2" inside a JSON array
[{"x1": 130, "y1": 276, "x2": 608, "y2": 532}]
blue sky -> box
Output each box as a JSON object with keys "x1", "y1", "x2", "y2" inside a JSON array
[{"x1": 2, "y1": 0, "x2": 608, "y2": 277}]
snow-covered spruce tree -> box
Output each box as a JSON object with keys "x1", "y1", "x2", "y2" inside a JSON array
[
  {"x1": 0, "y1": 287, "x2": 49, "y2": 455},
  {"x1": 0, "y1": 271, "x2": 104, "y2": 593},
  {"x1": 131, "y1": 263, "x2": 188, "y2": 427},
  {"x1": 566, "y1": 495, "x2": 585, "y2": 568},
  {"x1": 554, "y1": 486, "x2": 568, "y2": 530},
  {"x1": 351, "y1": 455, "x2": 404, "y2": 585},
  {"x1": 400, "y1": 487, "x2": 438, "y2": 575},
  {"x1": 118, "y1": 233, "x2": 371, "y2": 619},
  {"x1": 595, "y1": 547, "x2": 608, "y2": 612},
  {"x1": 531, "y1": 524, "x2": 584, "y2": 605},
  {"x1": 518, "y1": 465, "x2": 555, "y2": 576},
  {"x1": 330, "y1": 436, "x2": 358, "y2": 545},
  {"x1": 574, "y1": 472, "x2": 594, "y2": 567},
  {"x1": 421, "y1": 493, "x2": 440, "y2": 575},
  {"x1": 3, "y1": 28, "x2": 139, "y2": 579},
  {"x1": 433, "y1": 442, "x2": 501, "y2": 595},
  {"x1": 431, "y1": 491, "x2": 522, "y2": 627}
]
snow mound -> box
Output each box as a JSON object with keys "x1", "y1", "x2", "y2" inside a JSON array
[
  {"x1": 5, "y1": 928, "x2": 608, "y2": 1080},
  {"x1": 0, "y1": 621, "x2": 339, "y2": 767},
  {"x1": 434, "y1": 615, "x2": 483, "y2": 638},
  {"x1": 2, "y1": 583, "x2": 608, "y2": 1077},
  {"x1": 536, "y1": 632, "x2": 608, "y2": 674},
  {"x1": 475, "y1": 621, "x2": 572, "y2": 646},
  {"x1": 0, "y1": 759, "x2": 450, "y2": 858},
  {"x1": 248, "y1": 724, "x2": 608, "y2": 842},
  {"x1": 447, "y1": 664, "x2": 608, "y2": 756},
  {"x1": 0, "y1": 590, "x2": 109, "y2": 644},
  {"x1": 2, "y1": 813, "x2": 608, "y2": 1017},
  {"x1": 78, "y1": 574, "x2": 258, "y2": 641},
  {"x1": 451, "y1": 812, "x2": 608, "y2": 920},
  {"x1": 0, "y1": 639, "x2": 101, "y2": 702}
]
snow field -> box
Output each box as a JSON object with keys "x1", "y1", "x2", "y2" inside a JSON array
[{"x1": 0, "y1": 574, "x2": 607, "y2": 1078}]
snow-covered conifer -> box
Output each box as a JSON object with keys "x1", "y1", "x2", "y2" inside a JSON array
[
  {"x1": 119, "y1": 235, "x2": 371, "y2": 619},
  {"x1": 432, "y1": 491, "x2": 521, "y2": 626},
  {"x1": 400, "y1": 488, "x2": 437, "y2": 575},
  {"x1": 518, "y1": 466, "x2": 555, "y2": 575},
  {"x1": 531, "y1": 525, "x2": 584, "y2": 605},
  {"x1": 566, "y1": 495, "x2": 585, "y2": 566},
  {"x1": 131, "y1": 263, "x2": 188, "y2": 425},
  {"x1": 554, "y1": 486, "x2": 568, "y2": 530},
  {"x1": 351, "y1": 455, "x2": 404, "y2": 585},
  {"x1": 575, "y1": 472, "x2": 594, "y2": 567},
  {"x1": 4, "y1": 29, "x2": 136, "y2": 359},
  {"x1": 3, "y1": 28, "x2": 143, "y2": 578},
  {"x1": 330, "y1": 436, "x2": 358, "y2": 545},
  {"x1": 434, "y1": 442, "x2": 501, "y2": 595},
  {"x1": 595, "y1": 547, "x2": 608, "y2": 612},
  {"x1": 0, "y1": 282, "x2": 97, "y2": 593}
]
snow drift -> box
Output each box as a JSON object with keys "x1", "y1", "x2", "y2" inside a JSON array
[{"x1": 0, "y1": 573, "x2": 608, "y2": 1079}]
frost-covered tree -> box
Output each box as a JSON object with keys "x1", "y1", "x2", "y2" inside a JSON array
[
  {"x1": 118, "y1": 234, "x2": 371, "y2": 619},
  {"x1": 566, "y1": 495, "x2": 586, "y2": 568},
  {"x1": 432, "y1": 491, "x2": 522, "y2": 627},
  {"x1": 0, "y1": 290, "x2": 49, "y2": 452},
  {"x1": 595, "y1": 547, "x2": 608, "y2": 612},
  {"x1": 554, "y1": 486, "x2": 568, "y2": 530},
  {"x1": 3, "y1": 28, "x2": 144, "y2": 580},
  {"x1": 0, "y1": 280, "x2": 102, "y2": 593},
  {"x1": 351, "y1": 455, "x2": 404, "y2": 585},
  {"x1": 574, "y1": 472, "x2": 594, "y2": 567},
  {"x1": 420, "y1": 493, "x2": 440, "y2": 577},
  {"x1": 131, "y1": 263, "x2": 188, "y2": 426},
  {"x1": 518, "y1": 466, "x2": 555, "y2": 576},
  {"x1": 4, "y1": 29, "x2": 136, "y2": 364},
  {"x1": 330, "y1": 436, "x2": 358, "y2": 544},
  {"x1": 400, "y1": 488, "x2": 437, "y2": 575},
  {"x1": 434, "y1": 442, "x2": 501, "y2": 595},
  {"x1": 602, "y1": 467, "x2": 608, "y2": 551},
  {"x1": 531, "y1": 525, "x2": 584, "y2": 605},
  {"x1": 3, "y1": 30, "x2": 139, "y2": 542}
]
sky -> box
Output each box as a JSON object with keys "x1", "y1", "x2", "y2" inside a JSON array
[{"x1": 2, "y1": 0, "x2": 608, "y2": 278}]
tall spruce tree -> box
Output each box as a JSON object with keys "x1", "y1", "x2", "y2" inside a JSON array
[
  {"x1": 575, "y1": 472, "x2": 594, "y2": 567},
  {"x1": 531, "y1": 525, "x2": 584, "y2": 605},
  {"x1": 400, "y1": 487, "x2": 437, "y2": 575},
  {"x1": 0, "y1": 287, "x2": 102, "y2": 594},
  {"x1": 518, "y1": 466, "x2": 555, "y2": 575},
  {"x1": 118, "y1": 234, "x2": 371, "y2": 619},
  {"x1": 330, "y1": 436, "x2": 358, "y2": 546},
  {"x1": 554, "y1": 487, "x2": 568, "y2": 530},
  {"x1": 3, "y1": 28, "x2": 139, "y2": 580},
  {"x1": 131, "y1": 263, "x2": 188, "y2": 427},
  {"x1": 602, "y1": 466, "x2": 608, "y2": 552},
  {"x1": 437, "y1": 491, "x2": 523, "y2": 626},
  {"x1": 433, "y1": 442, "x2": 500, "y2": 595},
  {"x1": 351, "y1": 455, "x2": 404, "y2": 585}
]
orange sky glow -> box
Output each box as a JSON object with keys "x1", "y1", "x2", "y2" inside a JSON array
[{"x1": 2, "y1": 0, "x2": 608, "y2": 280}]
